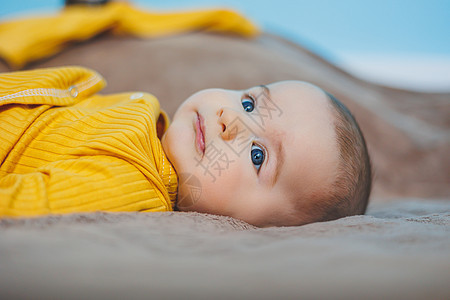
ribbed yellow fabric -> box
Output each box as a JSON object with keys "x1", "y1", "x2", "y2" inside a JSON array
[
  {"x1": 0, "y1": 66, "x2": 178, "y2": 217},
  {"x1": 0, "y1": 2, "x2": 259, "y2": 69}
]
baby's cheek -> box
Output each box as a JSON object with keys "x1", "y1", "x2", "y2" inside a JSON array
[
  {"x1": 175, "y1": 169, "x2": 229, "y2": 213},
  {"x1": 197, "y1": 171, "x2": 241, "y2": 215},
  {"x1": 175, "y1": 172, "x2": 202, "y2": 211}
]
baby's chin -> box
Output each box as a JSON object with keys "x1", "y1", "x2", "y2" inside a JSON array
[{"x1": 161, "y1": 127, "x2": 179, "y2": 165}]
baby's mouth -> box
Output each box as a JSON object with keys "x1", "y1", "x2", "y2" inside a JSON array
[{"x1": 195, "y1": 112, "x2": 206, "y2": 156}]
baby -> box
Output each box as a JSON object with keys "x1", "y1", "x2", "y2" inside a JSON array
[
  {"x1": 164, "y1": 79, "x2": 372, "y2": 227},
  {"x1": 0, "y1": 66, "x2": 371, "y2": 227}
]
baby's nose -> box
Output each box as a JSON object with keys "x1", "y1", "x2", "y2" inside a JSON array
[{"x1": 218, "y1": 107, "x2": 248, "y2": 141}]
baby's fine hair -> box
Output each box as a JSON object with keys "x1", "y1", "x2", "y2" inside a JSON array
[{"x1": 320, "y1": 92, "x2": 372, "y2": 221}]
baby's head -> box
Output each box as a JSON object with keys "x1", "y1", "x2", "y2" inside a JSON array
[{"x1": 162, "y1": 81, "x2": 371, "y2": 227}]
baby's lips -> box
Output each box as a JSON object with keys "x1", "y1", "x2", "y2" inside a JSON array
[{"x1": 195, "y1": 112, "x2": 206, "y2": 156}]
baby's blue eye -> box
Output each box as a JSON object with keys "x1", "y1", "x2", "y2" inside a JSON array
[
  {"x1": 241, "y1": 95, "x2": 255, "y2": 112},
  {"x1": 251, "y1": 144, "x2": 265, "y2": 172}
]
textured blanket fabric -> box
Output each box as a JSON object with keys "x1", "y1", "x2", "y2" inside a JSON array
[{"x1": 1, "y1": 199, "x2": 449, "y2": 299}]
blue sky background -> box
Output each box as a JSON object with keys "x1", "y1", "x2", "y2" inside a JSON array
[{"x1": 1, "y1": 0, "x2": 450, "y2": 91}]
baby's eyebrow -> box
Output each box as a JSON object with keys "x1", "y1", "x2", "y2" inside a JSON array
[
  {"x1": 269, "y1": 134, "x2": 285, "y2": 187},
  {"x1": 257, "y1": 84, "x2": 270, "y2": 99}
]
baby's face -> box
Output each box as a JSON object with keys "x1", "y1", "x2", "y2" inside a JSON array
[{"x1": 162, "y1": 81, "x2": 339, "y2": 227}]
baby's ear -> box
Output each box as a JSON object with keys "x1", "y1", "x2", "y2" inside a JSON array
[{"x1": 156, "y1": 114, "x2": 166, "y2": 139}]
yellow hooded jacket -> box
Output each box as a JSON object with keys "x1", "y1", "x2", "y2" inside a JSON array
[{"x1": 0, "y1": 66, "x2": 178, "y2": 217}]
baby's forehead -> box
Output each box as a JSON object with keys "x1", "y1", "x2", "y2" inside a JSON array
[
  {"x1": 266, "y1": 80, "x2": 327, "y2": 101},
  {"x1": 259, "y1": 81, "x2": 333, "y2": 129},
  {"x1": 259, "y1": 81, "x2": 338, "y2": 196}
]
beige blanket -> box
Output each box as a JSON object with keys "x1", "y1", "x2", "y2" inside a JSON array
[
  {"x1": 1, "y1": 198, "x2": 449, "y2": 299},
  {"x1": 0, "y1": 32, "x2": 448, "y2": 299}
]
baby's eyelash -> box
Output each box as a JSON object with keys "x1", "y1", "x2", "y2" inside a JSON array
[
  {"x1": 248, "y1": 93, "x2": 257, "y2": 105},
  {"x1": 242, "y1": 93, "x2": 256, "y2": 104},
  {"x1": 241, "y1": 93, "x2": 257, "y2": 113}
]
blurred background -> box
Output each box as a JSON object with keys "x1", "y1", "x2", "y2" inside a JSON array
[{"x1": 1, "y1": 0, "x2": 450, "y2": 92}]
